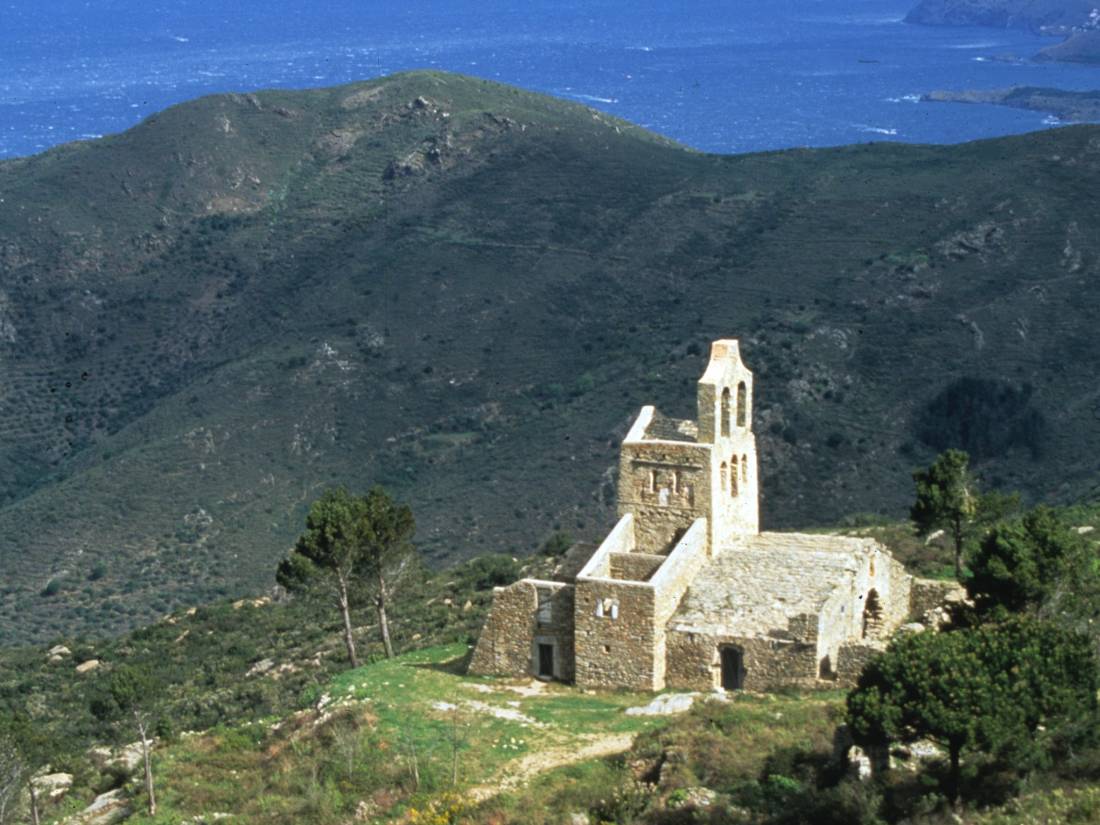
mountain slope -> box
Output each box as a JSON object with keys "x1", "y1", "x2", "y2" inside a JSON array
[{"x1": 1, "y1": 71, "x2": 1099, "y2": 643}]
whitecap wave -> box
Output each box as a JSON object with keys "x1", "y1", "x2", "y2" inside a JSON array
[
  {"x1": 565, "y1": 92, "x2": 619, "y2": 104},
  {"x1": 1042, "y1": 116, "x2": 1062, "y2": 125},
  {"x1": 856, "y1": 125, "x2": 898, "y2": 136},
  {"x1": 948, "y1": 41, "x2": 1000, "y2": 49},
  {"x1": 886, "y1": 94, "x2": 921, "y2": 104},
  {"x1": 172, "y1": 36, "x2": 190, "y2": 43}
]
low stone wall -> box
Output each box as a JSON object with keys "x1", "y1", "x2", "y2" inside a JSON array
[
  {"x1": 609, "y1": 552, "x2": 665, "y2": 582},
  {"x1": 578, "y1": 514, "x2": 635, "y2": 580},
  {"x1": 665, "y1": 629, "x2": 819, "y2": 692},
  {"x1": 835, "y1": 640, "x2": 886, "y2": 687},
  {"x1": 909, "y1": 578, "x2": 966, "y2": 621},
  {"x1": 468, "y1": 579, "x2": 575, "y2": 681}
]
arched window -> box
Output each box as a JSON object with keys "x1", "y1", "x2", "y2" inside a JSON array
[
  {"x1": 736, "y1": 382, "x2": 747, "y2": 428},
  {"x1": 730, "y1": 459, "x2": 738, "y2": 497},
  {"x1": 721, "y1": 387, "x2": 731, "y2": 437},
  {"x1": 741, "y1": 454, "x2": 748, "y2": 483},
  {"x1": 720, "y1": 462, "x2": 727, "y2": 491}
]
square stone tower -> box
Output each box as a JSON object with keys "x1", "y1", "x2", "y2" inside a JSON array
[{"x1": 616, "y1": 339, "x2": 758, "y2": 559}]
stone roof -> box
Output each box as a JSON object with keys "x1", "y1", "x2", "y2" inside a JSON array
[
  {"x1": 668, "y1": 532, "x2": 875, "y2": 638},
  {"x1": 643, "y1": 411, "x2": 698, "y2": 443}
]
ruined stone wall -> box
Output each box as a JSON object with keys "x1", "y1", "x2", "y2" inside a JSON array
[
  {"x1": 884, "y1": 554, "x2": 913, "y2": 629},
  {"x1": 468, "y1": 580, "x2": 575, "y2": 681},
  {"x1": 652, "y1": 519, "x2": 709, "y2": 625},
  {"x1": 836, "y1": 640, "x2": 886, "y2": 687},
  {"x1": 618, "y1": 441, "x2": 710, "y2": 554},
  {"x1": 609, "y1": 552, "x2": 665, "y2": 582},
  {"x1": 909, "y1": 578, "x2": 966, "y2": 621},
  {"x1": 574, "y1": 578, "x2": 660, "y2": 690},
  {"x1": 665, "y1": 630, "x2": 820, "y2": 692},
  {"x1": 579, "y1": 514, "x2": 634, "y2": 580}
]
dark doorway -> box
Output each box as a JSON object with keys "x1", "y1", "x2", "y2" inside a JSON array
[
  {"x1": 537, "y1": 643, "x2": 555, "y2": 678},
  {"x1": 720, "y1": 646, "x2": 745, "y2": 690}
]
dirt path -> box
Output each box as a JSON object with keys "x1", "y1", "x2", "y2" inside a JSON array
[{"x1": 467, "y1": 732, "x2": 636, "y2": 802}]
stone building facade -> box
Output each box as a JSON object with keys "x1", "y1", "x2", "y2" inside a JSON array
[{"x1": 470, "y1": 340, "x2": 940, "y2": 692}]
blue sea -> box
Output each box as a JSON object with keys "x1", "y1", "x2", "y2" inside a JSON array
[{"x1": 1, "y1": 0, "x2": 1098, "y2": 159}]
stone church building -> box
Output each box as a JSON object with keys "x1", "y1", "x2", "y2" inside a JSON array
[{"x1": 469, "y1": 340, "x2": 951, "y2": 692}]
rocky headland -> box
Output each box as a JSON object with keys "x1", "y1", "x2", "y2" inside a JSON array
[
  {"x1": 922, "y1": 86, "x2": 1100, "y2": 120},
  {"x1": 1036, "y1": 28, "x2": 1100, "y2": 62}
]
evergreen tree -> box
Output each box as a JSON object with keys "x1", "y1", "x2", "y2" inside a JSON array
[
  {"x1": 847, "y1": 619, "x2": 1096, "y2": 806},
  {"x1": 278, "y1": 485, "x2": 416, "y2": 664},
  {"x1": 911, "y1": 450, "x2": 976, "y2": 579}
]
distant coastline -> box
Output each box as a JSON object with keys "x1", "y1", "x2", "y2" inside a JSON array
[
  {"x1": 906, "y1": 0, "x2": 1100, "y2": 63},
  {"x1": 923, "y1": 85, "x2": 1100, "y2": 120}
]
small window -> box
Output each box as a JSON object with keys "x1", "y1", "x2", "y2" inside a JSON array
[
  {"x1": 736, "y1": 382, "x2": 748, "y2": 428},
  {"x1": 730, "y1": 459, "x2": 738, "y2": 497},
  {"x1": 741, "y1": 454, "x2": 748, "y2": 483},
  {"x1": 596, "y1": 597, "x2": 619, "y2": 619},
  {"x1": 658, "y1": 488, "x2": 670, "y2": 506},
  {"x1": 536, "y1": 587, "x2": 553, "y2": 626},
  {"x1": 603, "y1": 644, "x2": 612, "y2": 654},
  {"x1": 720, "y1": 462, "x2": 727, "y2": 491},
  {"x1": 721, "y1": 387, "x2": 731, "y2": 437}
]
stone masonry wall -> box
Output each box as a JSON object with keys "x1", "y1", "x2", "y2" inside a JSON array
[
  {"x1": 665, "y1": 630, "x2": 819, "y2": 692},
  {"x1": 815, "y1": 589, "x2": 850, "y2": 677},
  {"x1": 468, "y1": 580, "x2": 575, "y2": 681},
  {"x1": 836, "y1": 640, "x2": 886, "y2": 687},
  {"x1": 618, "y1": 441, "x2": 710, "y2": 554},
  {"x1": 884, "y1": 554, "x2": 913, "y2": 629},
  {"x1": 909, "y1": 578, "x2": 966, "y2": 621},
  {"x1": 609, "y1": 552, "x2": 665, "y2": 582},
  {"x1": 574, "y1": 578, "x2": 659, "y2": 690}
]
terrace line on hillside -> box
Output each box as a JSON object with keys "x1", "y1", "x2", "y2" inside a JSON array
[{"x1": 470, "y1": 340, "x2": 957, "y2": 691}]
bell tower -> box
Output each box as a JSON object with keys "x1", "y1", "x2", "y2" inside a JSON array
[{"x1": 696, "y1": 340, "x2": 759, "y2": 551}]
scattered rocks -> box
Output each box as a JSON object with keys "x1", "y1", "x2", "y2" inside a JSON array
[
  {"x1": 247, "y1": 658, "x2": 276, "y2": 677},
  {"x1": 232, "y1": 596, "x2": 271, "y2": 610},
  {"x1": 48, "y1": 644, "x2": 71, "y2": 659},
  {"x1": 62, "y1": 788, "x2": 133, "y2": 825},
  {"x1": 849, "y1": 745, "x2": 874, "y2": 781},
  {"x1": 625, "y1": 693, "x2": 698, "y2": 716},
  {"x1": 75, "y1": 659, "x2": 101, "y2": 675},
  {"x1": 86, "y1": 742, "x2": 146, "y2": 777},
  {"x1": 568, "y1": 813, "x2": 590, "y2": 825},
  {"x1": 666, "y1": 786, "x2": 717, "y2": 810},
  {"x1": 32, "y1": 772, "x2": 73, "y2": 801},
  {"x1": 900, "y1": 622, "x2": 926, "y2": 634}
]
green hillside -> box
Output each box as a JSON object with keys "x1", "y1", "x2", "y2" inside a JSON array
[{"x1": 1, "y1": 71, "x2": 1099, "y2": 643}]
